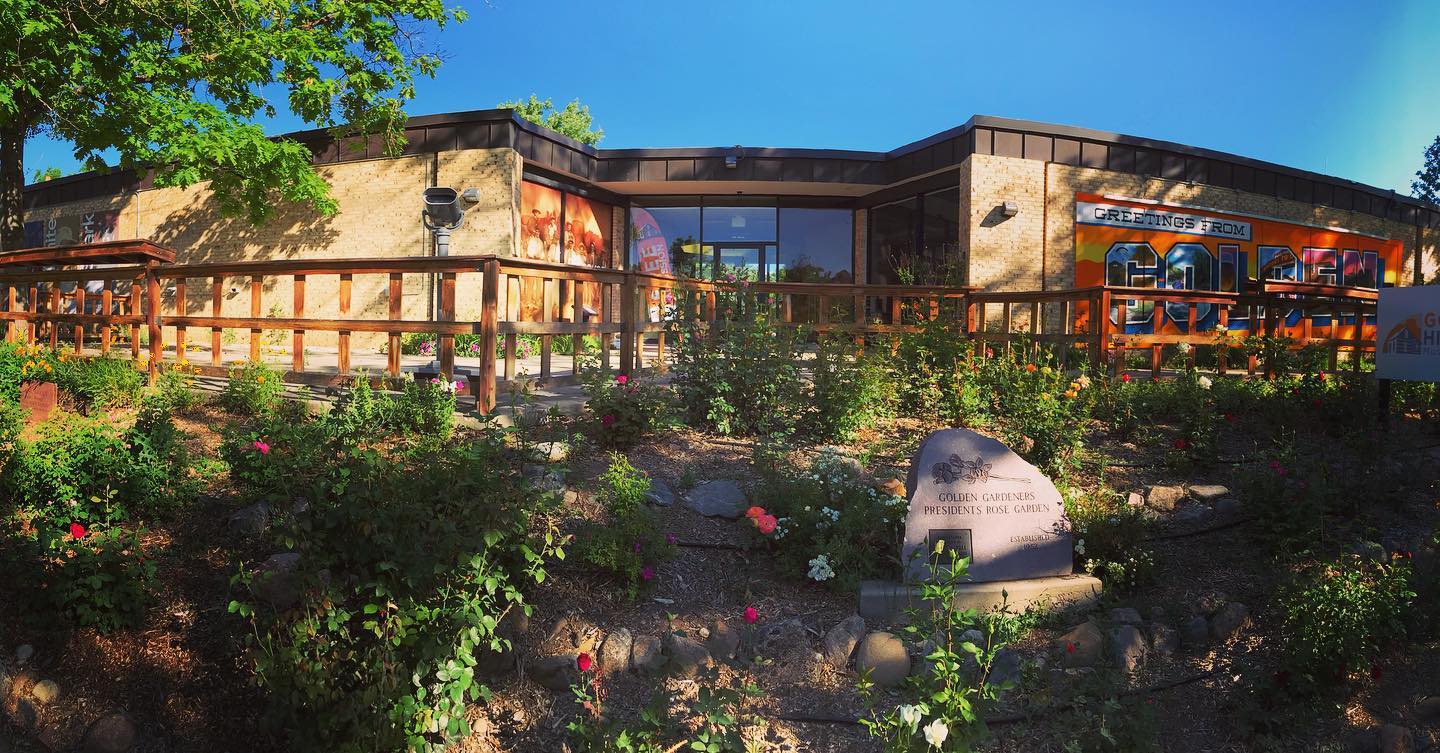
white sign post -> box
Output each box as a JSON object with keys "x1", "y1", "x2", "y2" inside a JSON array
[{"x1": 1376, "y1": 286, "x2": 1440, "y2": 382}]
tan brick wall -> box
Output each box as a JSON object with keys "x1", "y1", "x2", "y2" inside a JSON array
[
  {"x1": 966, "y1": 154, "x2": 1047, "y2": 293},
  {"x1": 24, "y1": 149, "x2": 521, "y2": 350}
]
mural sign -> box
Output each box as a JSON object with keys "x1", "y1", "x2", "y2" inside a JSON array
[
  {"x1": 1376, "y1": 286, "x2": 1440, "y2": 381},
  {"x1": 1074, "y1": 193, "x2": 1402, "y2": 337},
  {"x1": 518, "y1": 181, "x2": 614, "y2": 321},
  {"x1": 22, "y1": 210, "x2": 121, "y2": 249}
]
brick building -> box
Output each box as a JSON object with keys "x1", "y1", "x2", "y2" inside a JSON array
[{"x1": 20, "y1": 110, "x2": 1440, "y2": 342}]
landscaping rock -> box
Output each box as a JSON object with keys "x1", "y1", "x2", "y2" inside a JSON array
[
  {"x1": 705, "y1": 620, "x2": 739, "y2": 661},
  {"x1": 818, "y1": 447, "x2": 866, "y2": 479},
  {"x1": 227, "y1": 502, "x2": 271, "y2": 536},
  {"x1": 644, "y1": 479, "x2": 675, "y2": 507},
  {"x1": 253, "y1": 553, "x2": 302, "y2": 609},
  {"x1": 1145, "y1": 485, "x2": 1186, "y2": 512},
  {"x1": 822, "y1": 615, "x2": 866, "y2": 668},
  {"x1": 1214, "y1": 497, "x2": 1241, "y2": 516},
  {"x1": 1126, "y1": 492, "x2": 1145, "y2": 508},
  {"x1": 1188, "y1": 484, "x2": 1230, "y2": 503},
  {"x1": 1108, "y1": 607, "x2": 1143, "y2": 626},
  {"x1": 83, "y1": 712, "x2": 138, "y2": 753},
  {"x1": 631, "y1": 635, "x2": 665, "y2": 675},
  {"x1": 664, "y1": 634, "x2": 713, "y2": 678},
  {"x1": 1181, "y1": 615, "x2": 1210, "y2": 647},
  {"x1": 1109, "y1": 625, "x2": 1147, "y2": 672},
  {"x1": 1378, "y1": 724, "x2": 1414, "y2": 753},
  {"x1": 988, "y1": 648, "x2": 1021, "y2": 688},
  {"x1": 1150, "y1": 624, "x2": 1178, "y2": 658},
  {"x1": 599, "y1": 628, "x2": 633, "y2": 675},
  {"x1": 683, "y1": 480, "x2": 746, "y2": 519},
  {"x1": 7, "y1": 698, "x2": 36, "y2": 730},
  {"x1": 531, "y1": 655, "x2": 578, "y2": 692},
  {"x1": 1173, "y1": 505, "x2": 1212, "y2": 525},
  {"x1": 15, "y1": 645, "x2": 33, "y2": 665},
  {"x1": 1054, "y1": 621, "x2": 1104, "y2": 668},
  {"x1": 756, "y1": 619, "x2": 809, "y2": 658},
  {"x1": 1193, "y1": 590, "x2": 1229, "y2": 616},
  {"x1": 1351, "y1": 540, "x2": 1388, "y2": 564},
  {"x1": 535, "y1": 440, "x2": 570, "y2": 463},
  {"x1": 30, "y1": 679, "x2": 59, "y2": 705},
  {"x1": 1416, "y1": 696, "x2": 1440, "y2": 720},
  {"x1": 854, "y1": 632, "x2": 909, "y2": 687},
  {"x1": 960, "y1": 629, "x2": 985, "y2": 646},
  {"x1": 546, "y1": 615, "x2": 601, "y2": 656},
  {"x1": 1209, "y1": 602, "x2": 1251, "y2": 642}
]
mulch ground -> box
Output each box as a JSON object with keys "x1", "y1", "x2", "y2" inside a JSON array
[{"x1": 3, "y1": 407, "x2": 1439, "y2": 753}]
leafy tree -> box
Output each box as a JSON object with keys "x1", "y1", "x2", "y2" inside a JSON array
[
  {"x1": 30, "y1": 167, "x2": 62, "y2": 183},
  {"x1": 0, "y1": 1, "x2": 467, "y2": 251},
  {"x1": 1414, "y1": 134, "x2": 1440, "y2": 206},
  {"x1": 499, "y1": 95, "x2": 604, "y2": 145}
]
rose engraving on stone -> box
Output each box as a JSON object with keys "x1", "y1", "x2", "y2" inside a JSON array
[{"x1": 931, "y1": 454, "x2": 1031, "y2": 486}]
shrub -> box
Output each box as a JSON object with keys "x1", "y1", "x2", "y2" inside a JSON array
[
  {"x1": 1277, "y1": 554, "x2": 1414, "y2": 684},
  {"x1": 806, "y1": 335, "x2": 896, "y2": 442},
  {"x1": 231, "y1": 434, "x2": 562, "y2": 752},
  {"x1": 577, "y1": 453, "x2": 674, "y2": 599},
  {"x1": 222, "y1": 414, "x2": 337, "y2": 506},
  {"x1": 1063, "y1": 485, "x2": 1156, "y2": 594},
  {"x1": 395, "y1": 378, "x2": 458, "y2": 438},
  {"x1": 153, "y1": 358, "x2": 205, "y2": 411},
  {"x1": 322, "y1": 373, "x2": 398, "y2": 445},
  {"x1": 55, "y1": 355, "x2": 145, "y2": 410},
  {"x1": 894, "y1": 317, "x2": 978, "y2": 422},
  {"x1": 668, "y1": 296, "x2": 804, "y2": 436},
  {"x1": 859, "y1": 546, "x2": 1007, "y2": 751},
  {"x1": 220, "y1": 361, "x2": 285, "y2": 415},
  {"x1": 40, "y1": 524, "x2": 156, "y2": 632},
  {"x1": 5, "y1": 412, "x2": 165, "y2": 525},
  {"x1": 579, "y1": 363, "x2": 671, "y2": 448},
  {"x1": 750, "y1": 447, "x2": 907, "y2": 591},
  {"x1": 567, "y1": 666, "x2": 764, "y2": 752}
]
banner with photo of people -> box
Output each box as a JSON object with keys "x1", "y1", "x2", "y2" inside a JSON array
[
  {"x1": 1074, "y1": 192, "x2": 1402, "y2": 336},
  {"x1": 518, "y1": 181, "x2": 614, "y2": 321}
]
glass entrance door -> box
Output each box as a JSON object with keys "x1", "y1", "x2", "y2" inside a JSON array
[{"x1": 706, "y1": 243, "x2": 778, "y2": 282}]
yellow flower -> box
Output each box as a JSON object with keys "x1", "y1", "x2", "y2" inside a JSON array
[
  {"x1": 43, "y1": 363, "x2": 52, "y2": 373},
  {"x1": 1025, "y1": 363, "x2": 1038, "y2": 373},
  {"x1": 256, "y1": 375, "x2": 266, "y2": 384},
  {"x1": 1064, "y1": 390, "x2": 1077, "y2": 399},
  {"x1": 1041, "y1": 366, "x2": 1053, "y2": 376}
]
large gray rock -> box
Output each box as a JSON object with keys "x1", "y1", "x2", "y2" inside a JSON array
[
  {"x1": 1108, "y1": 607, "x2": 1143, "y2": 625},
  {"x1": 1146, "y1": 485, "x2": 1186, "y2": 512},
  {"x1": 1054, "y1": 621, "x2": 1104, "y2": 668},
  {"x1": 531, "y1": 654, "x2": 578, "y2": 692},
  {"x1": 1378, "y1": 724, "x2": 1414, "y2": 753},
  {"x1": 1181, "y1": 615, "x2": 1210, "y2": 647},
  {"x1": 664, "y1": 634, "x2": 713, "y2": 677},
  {"x1": 1214, "y1": 497, "x2": 1241, "y2": 516},
  {"x1": 15, "y1": 645, "x2": 33, "y2": 665},
  {"x1": 987, "y1": 648, "x2": 1021, "y2": 688},
  {"x1": 1209, "y1": 602, "x2": 1251, "y2": 642},
  {"x1": 1173, "y1": 506, "x2": 1213, "y2": 525},
  {"x1": 227, "y1": 502, "x2": 271, "y2": 536},
  {"x1": 756, "y1": 619, "x2": 809, "y2": 658},
  {"x1": 817, "y1": 448, "x2": 866, "y2": 479},
  {"x1": 705, "y1": 620, "x2": 740, "y2": 661},
  {"x1": 644, "y1": 479, "x2": 675, "y2": 507},
  {"x1": 535, "y1": 440, "x2": 570, "y2": 463},
  {"x1": 631, "y1": 635, "x2": 665, "y2": 675},
  {"x1": 1110, "y1": 625, "x2": 1147, "y2": 672},
  {"x1": 1189, "y1": 484, "x2": 1230, "y2": 503},
  {"x1": 599, "y1": 628, "x2": 633, "y2": 675},
  {"x1": 83, "y1": 712, "x2": 138, "y2": 753},
  {"x1": 252, "y1": 553, "x2": 302, "y2": 609},
  {"x1": 683, "y1": 481, "x2": 746, "y2": 519},
  {"x1": 1150, "y1": 624, "x2": 1178, "y2": 658},
  {"x1": 822, "y1": 615, "x2": 866, "y2": 668},
  {"x1": 854, "y1": 632, "x2": 909, "y2": 687},
  {"x1": 30, "y1": 679, "x2": 59, "y2": 705}
]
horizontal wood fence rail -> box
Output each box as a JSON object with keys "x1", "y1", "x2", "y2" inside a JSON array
[{"x1": 0, "y1": 253, "x2": 1384, "y2": 413}]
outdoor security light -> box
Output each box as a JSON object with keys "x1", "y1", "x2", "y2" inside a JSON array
[
  {"x1": 1002, "y1": 201, "x2": 1020, "y2": 217},
  {"x1": 422, "y1": 186, "x2": 481, "y2": 256}
]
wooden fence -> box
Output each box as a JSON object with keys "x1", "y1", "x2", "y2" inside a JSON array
[{"x1": 0, "y1": 246, "x2": 1380, "y2": 413}]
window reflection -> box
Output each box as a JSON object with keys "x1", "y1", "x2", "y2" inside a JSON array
[{"x1": 630, "y1": 201, "x2": 853, "y2": 282}]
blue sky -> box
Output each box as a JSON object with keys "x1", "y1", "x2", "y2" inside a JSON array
[{"x1": 23, "y1": 0, "x2": 1440, "y2": 196}]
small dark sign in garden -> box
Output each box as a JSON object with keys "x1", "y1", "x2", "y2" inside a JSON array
[
  {"x1": 902, "y1": 428, "x2": 1073, "y2": 582},
  {"x1": 19, "y1": 381, "x2": 57, "y2": 424}
]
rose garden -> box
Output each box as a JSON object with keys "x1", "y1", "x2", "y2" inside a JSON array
[{"x1": 0, "y1": 282, "x2": 1436, "y2": 753}]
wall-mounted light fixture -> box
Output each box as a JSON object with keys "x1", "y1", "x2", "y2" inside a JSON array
[
  {"x1": 1001, "y1": 201, "x2": 1020, "y2": 217},
  {"x1": 725, "y1": 145, "x2": 744, "y2": 169}
]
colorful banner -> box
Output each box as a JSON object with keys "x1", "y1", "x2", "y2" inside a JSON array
[
  {"x1": 1075, "y1": 193, "x2": 1402, "y2": 335},
  {"x1": 22, "y1": 210, "x2": 120, "y2": 248},
  {"x1": 1377, "y1": 287, "x2": 1440, "y2": 381}
]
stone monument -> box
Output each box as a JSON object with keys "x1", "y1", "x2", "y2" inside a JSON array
[{"x1": 859, "y1": 428, "x2": 1102, "y2": 619}]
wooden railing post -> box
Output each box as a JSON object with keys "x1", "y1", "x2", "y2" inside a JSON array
[
  {"x1": 210, "y1": 277, "x2": 223, "y2": 367},
  {"x1": 48, "y1": 286, "x2": 59, "y2": 349},
  {"x1": 337, "y1": 274, "x2": 352, "y2": 374},
  {"x1": 1094, "y1": 289, "x2": 1110, "y2": 373},
  {"x1": 387, "y1": 272, "x2": 403, "y2": 378},
  {"x1": 477, "y1": 259, "x2": 498, "y2": 414},
  {"x1": 144, "y1": 262, "x2": 161, "y2": 381},
  {"x1": 249, "y1": 275, "x2": 262, "y2": 363},
  {"x1": 292, "y1": 274, "x2": 305, "y2": 373},
  {"x1": 620, "y1": 271, "x2": 637, "y2": 376},
  {"x1": 172, "y1": 278, "x2": 185, "y2": 360},
  {"x1": 100, "y1": 283, "x2": 113, "y2": 354}
]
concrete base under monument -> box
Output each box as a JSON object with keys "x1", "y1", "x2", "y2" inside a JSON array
[{"x1": 858, "y1": 574, "x2": 1103, "y2": 621}]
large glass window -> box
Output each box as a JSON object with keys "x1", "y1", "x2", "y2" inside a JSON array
[
  {"x1": 778, "y1": 208, "x2": 853, "y2": 283},
  {"x1": 867, "y1": 187, "x2": 962, "y2": 285},
  {"x1": 868, "y1": 197, "x2": 919, "y2": 284},
  {"x1": 922, "y1": 187, "x2": 961, "y2": 283},
  {"x1": 701, "y1": 206, "x2": 777, "y2": 243},
  {"x1": 631, "y1": 206, "x2": 702, "y2": 277}
]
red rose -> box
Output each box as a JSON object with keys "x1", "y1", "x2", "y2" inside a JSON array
[
  {"x1": 601, "y1": 414, "x2": 616, "y2": 427},
  {"x1": 1066, "y1": 641, "x2": 1076, "y2": 654},
  {"x1": 756, "y1": 515, "x2": 777, "y2": 535},
  {"x1": 1120, "y1": 373, "x2": 1132, "y2": 383},
  {"x1": 744, "y1": 606, "x2": 758, "y2": 624},
  {"x1": 1172, "y1": 438, "x2": 1189, "y2": 450},
  {"x1": 577, "y1": 652, "x2": 593, "y2": 672},
  {"x1": 68, "y1": 522, "x2": 87, "y2": 540}
]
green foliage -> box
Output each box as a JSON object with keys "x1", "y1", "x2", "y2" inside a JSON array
[
  {"x1": 894, "y1": 317, "x2": 980, "y2": 422},
  {"x1": 1, "y1": 0, "x2": 467, "y2": 244},
  {"x1": 220, "y1": 361, "x2": 285, "y2": 415},
  {"x1": 566, "y1": 668, "x2": 764, "y2": 752},
  {"x1": 579, "y1": 363, "x2": 672, "y2": 448},
  {"x1": 38, "y1": 524, "x2": 155, "y2": 632},
  {"x1": 323, "y1": 372, "x2": 399, "y2": 444},
  {"x1": 1063, "y1": 485, "x2": 1156, "y2": 594},
  {"x1": 397, "y1": 378, "x2": 458, "y2": 439},
  {"x1": 1277, "y1": 555, "x2": 1415, "y2": 684},
  {"x1": 229, "y1": 433, "x2": 562, "y2": 753},
  {"x1": 1414, "y1": 132, "x2": 1440, "y2": 206},
  {"x1": 752, "y1": 447, "x2": 907, "y2": 591},
  {"x1": 860, "y1": 549, "x2": 1005, "y2": 751},
  {"x1": 806, "y1": 335, "x2": 897, "y2": 441},
  {"x1": 152, "y1": 358, "x2": 204, "y2": 411},
  {"x1": 668, "y1": 295, "x2": 805, "y2": 436},
  {"x1": 577, "y1": 454, "x2": 674, "y2": 600},
  {"x1": 30, "y1": 166, "x2": 62, "y2": 182},
  {"x1": 54, "y1": 355, "x2": 144, "y2": 410},
  {"x1": 499, "y1": 95, "x2": 605, "y2": 145}
]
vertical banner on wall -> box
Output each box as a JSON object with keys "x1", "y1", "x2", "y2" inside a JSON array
[
  {"x1": 22, "y1": 210, "x2": 120, "y2": 248},
  {"x1": 630, "y1": 208, "x2": 676, "y2": 318},
  {"x1": 562, "y1": 193, "x2": 612, "y2": 316},
  {"x1": 1074, "y1": 192, "x2": 1402, "y2": 336}
]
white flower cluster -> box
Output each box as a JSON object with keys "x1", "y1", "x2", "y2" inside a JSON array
[
  {"x1": 1197, "y1": 375, "x2": 1213, "y2": 390},
  {"x1": 807, "y1": 554, "x2": 835, "y2": 582},
  {"x1": 815, "y1": 506, "x2": 840, "y2": 529},
  {"x1": 895, "y1": 705, "x2": 949, "y2": 748},
  {"x1": 429, "y1": 377, "x2": 463, "y2": 394},
  {"x1": 773, "y1": 517, "x2": 792, "y2": 539}
]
